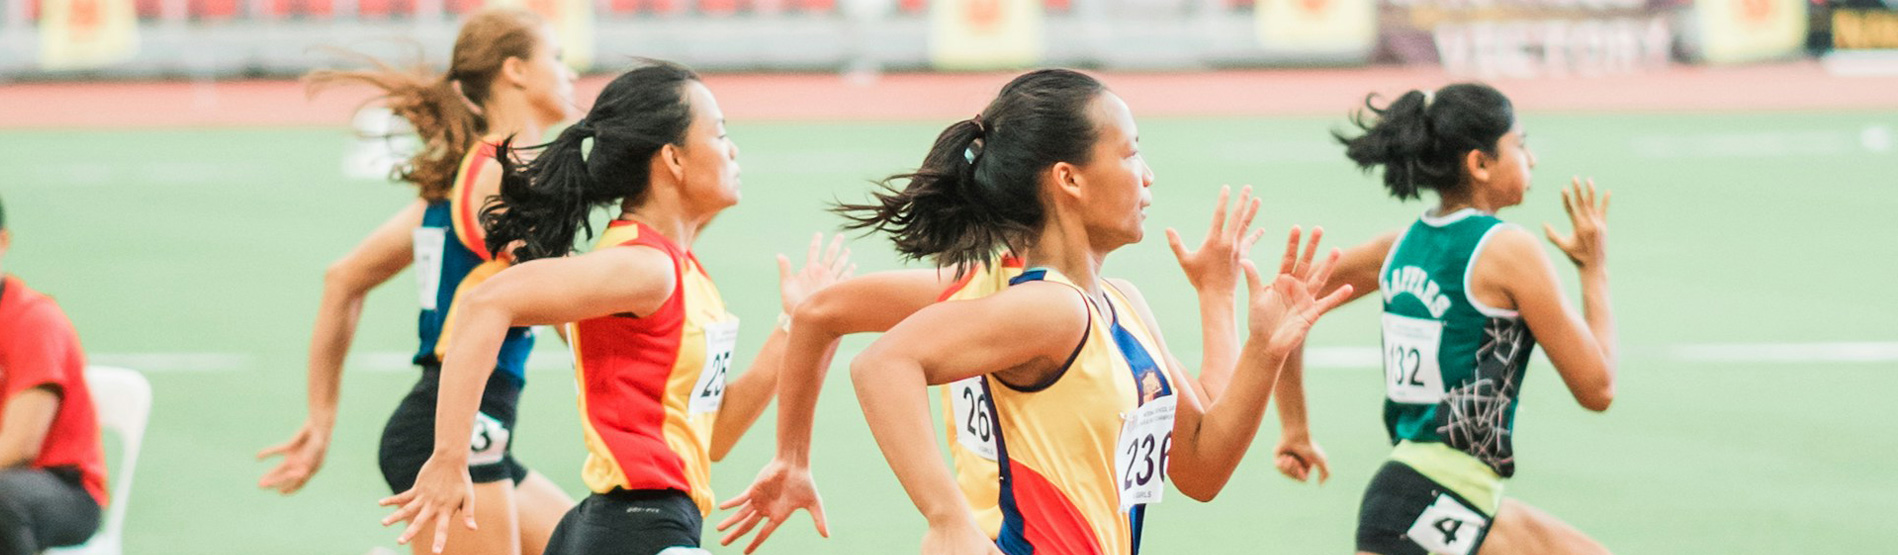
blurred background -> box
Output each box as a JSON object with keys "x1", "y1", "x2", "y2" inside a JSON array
[{"x1": 2, "y1": 0, "x2": 1895, "y2": 553}]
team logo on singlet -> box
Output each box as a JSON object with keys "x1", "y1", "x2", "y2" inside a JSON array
[{"x1": 1381, "y1": 265, "x2": 1451, "y2": 318}]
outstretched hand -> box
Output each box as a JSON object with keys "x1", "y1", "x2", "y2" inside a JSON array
[
  {"x1": 1167, "y1": 185, "x2": 1266, "y2": 296},
  {"x1": 256, "y1": 420, "x2": 331, "y2": 495},
  {"x1": 779, "y1": 233, "x2": 855, "y2": 315},
  {"x1": 1542, "y1": 177, "x2": 1610, "y2": 270},
  {"x1": 717, "y1": 458, "x2": 830, "y2": 554},
  {"x1": 377, "y1": 455, "x2": 476, "y2": 554},
  {"x1": 1243, "y1": 226, "x2": 1354, "y2": 357}
]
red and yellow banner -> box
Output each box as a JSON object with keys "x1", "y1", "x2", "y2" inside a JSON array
[
  {"x1": 930, "y1": 0, "x2": 1043, "y2": 69},
  {"x1": 489, "y1": 0, "x2": 595, "y2": 71},
  {"x1": 38, "y1": 0, "x2": 139, "y2": 70}
]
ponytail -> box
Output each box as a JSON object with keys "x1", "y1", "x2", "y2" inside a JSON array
[
  {"x1": 837, "y1": 69, "x2": 1105, "y2": 271},
  {"x1": 481, "y1": 61, "x2": 701, "y2": 262},
  {"x1": 1334, "y1": 83, "x2": 1514, "y2": 200},
  {"x1": 306, "y1": 53, "x2": 483, "y2": 201}
]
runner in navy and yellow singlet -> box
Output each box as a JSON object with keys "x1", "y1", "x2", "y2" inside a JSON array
[
  {"x1": 376, "y1": 62, "x2": 850, "y2": 555},
  {"x1": 257, "y1": 9, "x2": 579, "y2": 555},
  {"x1": 718, "y1": 186, "x2": 1271, "y2": 553},
  {"x1": 831, "y1": 69, "x2": 1354, "y2": 555},
  {"x1": 1301, "y1": 83, "x2": 1618, "y2": 555}
]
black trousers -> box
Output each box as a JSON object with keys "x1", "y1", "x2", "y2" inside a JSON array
[{"x1": 0, "y1": 467, "x2": 100, "y2": 555}]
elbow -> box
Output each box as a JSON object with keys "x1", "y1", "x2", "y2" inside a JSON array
[
  {"x1": 1172, "y1": 475, "x2": 1224, "y2": 503},
  {"x1": 1580, "y1": 384, "x2": 1615, "y2": 412},
  {"x1": 322, "y1": 260, "x2": 370, "y2": 296},
  {"x1": 791, "y1": 287, "x2": 849, "y2": 336}
]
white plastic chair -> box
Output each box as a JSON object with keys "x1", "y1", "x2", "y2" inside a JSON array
[{"x1": 45, "y1": 366, "x2": 150, "y2": 555}]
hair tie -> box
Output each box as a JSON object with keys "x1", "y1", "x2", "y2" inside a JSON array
[
  {"x1": 1421, "y1": 90, "x2": 1436, "y2": 110},
  {"x1": 964, "y1": 115, "x2": 986, "y2": 164}
]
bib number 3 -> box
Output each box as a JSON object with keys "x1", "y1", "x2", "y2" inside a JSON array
[
  {"x1": 1114, "y1": 395, "x2": 1176, "y2": 510},
  {"x1": 690, "y1": 318, "x2": 739, "y2": 416}
]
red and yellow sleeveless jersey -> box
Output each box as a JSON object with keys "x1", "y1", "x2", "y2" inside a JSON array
[
  {"x1": 937, "y1": 253, "x2": 1025, "y2": 539},
  {"x1": 567, "y1": 220, "x2": 736, "y2": 516},
  {"x1": 986, "y1": 269, "x2": 1174, "y2": 555}
]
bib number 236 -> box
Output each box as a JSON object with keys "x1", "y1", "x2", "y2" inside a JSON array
[{"x1": 1114, "y1": 395, "x2": 1176, "y2": 509}]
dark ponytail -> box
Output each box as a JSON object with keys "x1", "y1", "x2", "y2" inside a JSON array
[
  {"x1": 836, "y1": 69, "x2": 1107, "y2": 270},
  {"x1": 1334, "y1": 83, "x2": 1515, "y2": 200},
  {"x1": 482, "y1": 61, "x2": 701, "y2": 262}
]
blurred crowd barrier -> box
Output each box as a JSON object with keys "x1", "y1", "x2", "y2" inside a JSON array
[{"x1": 0, "y1": 0, "x2": 1841, "y2": 79}]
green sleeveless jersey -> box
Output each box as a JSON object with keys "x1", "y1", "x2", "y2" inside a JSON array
[{"x1": 1379, "y1": 208, "x2": 1538, "y2": 478}]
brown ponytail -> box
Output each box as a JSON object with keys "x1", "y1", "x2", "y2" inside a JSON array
[{"x1": 306, "y1": 7, "x2": 545, "y2": 201}]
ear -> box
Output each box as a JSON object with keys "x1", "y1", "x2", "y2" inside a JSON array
[
  {"x1": 658, "y1": 143, "x2": 687, "y2": 184},
  {"x1": 1464, "y1": 149, "x2": 1492, "y2": 185},
  {"x1": 499, "y1": 56, "x2": 530, "y2": 89},
  {"x1": 1048, "y1": 161, "x2": 1086, "y2": 202}
]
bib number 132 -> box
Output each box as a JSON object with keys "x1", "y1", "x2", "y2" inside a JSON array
[{"x1": 1381, "y1": 313, "x2": 1445, "y2": 405}]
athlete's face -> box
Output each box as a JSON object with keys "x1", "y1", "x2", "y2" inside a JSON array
[
  {"x1": 519, "y1": 24, "x2": 578, "y2": 127},
  {"x1": 673, "y1": 81, "x2": 742, "y2": 213},
  {"x1": 1070, "y1": 92, "x2": 1154, "y2": 250},
  {"x1": 1476, "y1": 125, "x2": 1535, "y2": 209}
]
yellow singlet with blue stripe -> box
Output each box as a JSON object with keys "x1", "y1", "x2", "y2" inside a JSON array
[
  {"x1": 986, "y1": 268, "x2": 1174, "y2": 555},
  {"x1": 938, "y1": 254, "x2": 1025, "y2": 539}
]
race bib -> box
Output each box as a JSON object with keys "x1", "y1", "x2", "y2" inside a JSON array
[
  {"x1": 689, "y1": 318, "x2": 739, "y2": 416},
  {"x1": 948, "y1": 378, "x2": 997, "y2": 461},
  {"x1": 1382, "y1": 313, "x2": 1445, "y2": 405},
  {"x1": 467, "y1": 411, "x2": 510, "y2": 466},
  {"x1": 1113, "y1": 395, "x2": 1176, "y2": 509},
  {"x1": 1405, "y1": 494, "x2": 1488, "y2": 555},
  {"x1": 412, "y1": 227, "x2": 446, "y2": 311}
]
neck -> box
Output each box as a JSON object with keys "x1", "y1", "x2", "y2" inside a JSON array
[
  {"x1": 481, "y1": 99, "x2": 543, "y2": 144},
  {"x1": 621, "y1": 196, "x2": 705, "y2": 249},
  {"x1": 1436, "y1": 187, "x2": 1499, "y2": 215},
  {"x1": 1021, "y1": 213, "x2": 1109, "y2": 298}
]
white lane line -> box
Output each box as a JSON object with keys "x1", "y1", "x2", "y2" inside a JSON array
[
  {"x1": 1668, "y1": 342, "x2": 1898, "y2": 364},
  {"x1": 89, "y1": 342, "x2": 1898, "y2": 373}
]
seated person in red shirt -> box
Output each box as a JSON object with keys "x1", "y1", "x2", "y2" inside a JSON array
[{"x1": 0, "y1": 194, "x2": 107, "y2": 554}]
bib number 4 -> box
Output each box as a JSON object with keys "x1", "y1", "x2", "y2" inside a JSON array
[{"x1": 1405, "y1": 494, "x2": 1488, "y2": 555}]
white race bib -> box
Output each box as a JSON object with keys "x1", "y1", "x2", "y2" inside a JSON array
[
  {"x1": 948, "y1": 378, "x2": 997, "y2": 461},
  {"x1": 412, "y1": 227, "x2": 447, "y2": 311},
  {"x1": 689, "y1": 318, "x2": 739, "y2": 416},
  {"x1": 1405, "y1": 494, "x2": 1488, "y2": 555},
  {"x1": 1382, "y1": 313, "x2": 1445, "y2": 405},
  {"x1": 1113, "y1": 394, "x2": 1176, "y2": 510},
  {"x1": 467, "y1": 411, "x2": 510, "y2": 466}
]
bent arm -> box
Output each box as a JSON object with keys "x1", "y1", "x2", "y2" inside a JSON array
[
  {"x1": 305, "y1": 201, "x2": 424, "y2": 431},
  {"x1": 775, "y1": 269, "x2": 952, "y2": 465},
  {"x1": 850, "y1": 285, "x2": 1085, "y2": 529},
  {"x1": 429, "y1": 247, "x2": 676, "y2": 463},
  {"x1": 1488, "y1": 229, "x2": 1616, "y2": 411},
  {"x1": 0, "y1": 387, "x2": 60, "y2": 469}
]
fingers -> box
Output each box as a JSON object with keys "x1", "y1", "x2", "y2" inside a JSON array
[
  {"x1": 1308, "y1": 247, "x2": 1343, "y2": 291},
  {"x1": 1313, "y1": 285, "x2": 1355, "y2": 315},
  {"x1": 744, "y1": 518, "x2": 787, "y2": 554},
  {"x1": 811, "y1": 499, "x2": 830, "y2": 538},
  {"x1": 721, "y1": 511, "x2": 765, "y2": 547},
  {"x1": 776, "y1": 254, "x2": 793, "y2": 282},
  {"x1": 1600, "y1": 188, "x2": 1612, "y2": 218},
  {"x1": 1313, "y1": 454, "x2": 1333, "y2": 484},
  {"x1": 431, "y1": 507, "x2": 453, "y2": 554},
  {"x1": 1165, "y1": 228, "x2": 1188, "y2": 262},
  {"x1": 1297, "y1": 226, "x2": 1323, "y2": 277},
  {"x1": 1241, "y1": 259, "x2": 1264, "y2": 295},
  {"x1": 718, "y1": 490, "x2": 752, "y2": 512},
  {"x1": 395, "y1": 501, "x2": 433, "y2": 542},
  {"x1": 805, "y1": 232, "x2": 823, "y2": 266},
  {"x1": 1234, "y1": 192, "x2": 1261, "y2": 243},
  {"x1": 824, "y1": 233, "x2": 845, "y2": 267},
  {"x1": 1584, "y1": 177, "x2": 1598, "y2": 209},
  {"x1": 460, "y1": 494, "x2": 477, "y2": 530},
  {"x1": 1240, "y1": 228, "x2": 1265, "y2": 256},
  {"x1": 256, "y1": 440, "x2": 294, "y2": 460},
  {"x1": 1206, "y1": 185, "x2": 1231, "y2": 237},
  {"x1": 1278, "y1": 226, "x2": 1303, "y2": 275},
  {"x1": 1561, "y1": 179, "x2": 1580, "y2": 222}
]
